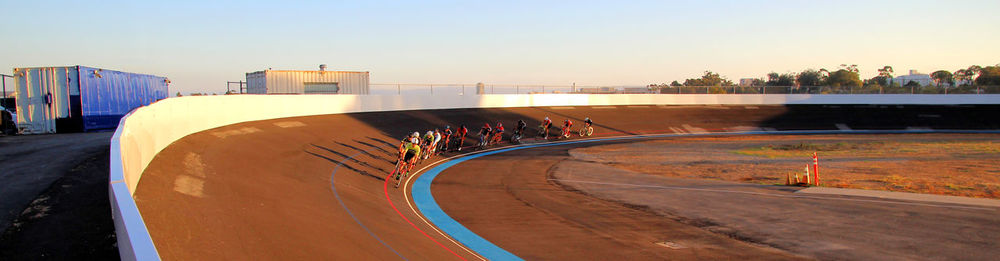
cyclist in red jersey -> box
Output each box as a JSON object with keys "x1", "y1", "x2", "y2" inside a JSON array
[
  {"x1": 491, "y1": 122, "x2": 505, "y2": 145},
  {"x1": 456, "y1": 125, "x2": 468, "y2": 151},
  {"x1": 562, "y1": 119, "x2": 573, "y2": 138}
]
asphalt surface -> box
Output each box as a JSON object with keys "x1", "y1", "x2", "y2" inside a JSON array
[
  {"x1": 0, "y1": 132, "x2": 112, "y2": 234},
  {"x1": 0, "y1": 132, "x2": 118, "y2": 260},
  {"x1": 132, "y1": 104, "x2": 1000, "y2": 260}
]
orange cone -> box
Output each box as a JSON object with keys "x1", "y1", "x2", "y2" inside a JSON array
[{"x1": 813, "y1": 152, "x2": 821, "y2": 186}]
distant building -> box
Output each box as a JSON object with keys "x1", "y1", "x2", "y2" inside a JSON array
[
  {"x1": 577, "y1": 87, "x2": 617, "y2": 94},
  {"x1": 622, "y1": 87, "x2": 653, "y2": 94},
  {"x1": 246, "y1": 65, "x2": 369, "y2": 94},
  {"x1": 892, "y1": 70, "x2": 933, "y2": 86},
  {"x1": 739, "y1": 78, "x2": 756, "y2": 87}
]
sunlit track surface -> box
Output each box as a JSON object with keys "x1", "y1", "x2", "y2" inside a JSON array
[{"x1": 131, "y1": 105, "x2": 999, "y2": 259}]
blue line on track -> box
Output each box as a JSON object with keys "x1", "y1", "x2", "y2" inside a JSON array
[
  {"x1": 411, "y1": 129, "x2": 1000, "y2": 260},
  {"x1": 330, "y1": 152, "x2": 407, "y2": 260}
]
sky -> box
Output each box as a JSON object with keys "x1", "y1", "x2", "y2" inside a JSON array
[{"x1": 2, "y1": 0, "x2": 999, "y2": 95}]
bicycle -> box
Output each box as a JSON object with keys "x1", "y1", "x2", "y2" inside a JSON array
[
  {"x1": 489, "y1": 132, "x2": 503, "y2": 146},
  {"x1": 578, "y1": 125, "x2": 594, "y2": 137},
  {"x1": 390, "y1": 156, "x2": 412, "y2": 188},
  {"x1": 511, "y1": 130, "x2": 523, "y2": 144},
  {"x1": 538, "y1": 124, "x2": 551, "y2": 139},
  {"x1": 559, "y1": 126, "x2": 572, "y2": 139},
  {"x1": 477, "y1": 134, "x2": 488, "y2": 150}
]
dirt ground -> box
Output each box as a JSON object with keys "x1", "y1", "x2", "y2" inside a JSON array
[{"x1": 569, "y1": 133, "x2": 1000, "y2": 199}]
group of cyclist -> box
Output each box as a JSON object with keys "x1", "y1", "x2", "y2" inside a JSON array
[{"x1": 392, "y1": 116, "x2": 595, "y2": 183}]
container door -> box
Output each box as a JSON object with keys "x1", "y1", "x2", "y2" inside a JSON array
[{"x1": 14, "y1": 67, "x2": 72, "y2": 134}]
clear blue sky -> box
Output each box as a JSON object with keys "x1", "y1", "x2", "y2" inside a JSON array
[{"x1": 2, "y1": 0, "x2": 998, "y2": 95}]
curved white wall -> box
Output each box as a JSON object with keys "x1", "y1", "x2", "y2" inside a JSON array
[{"x1": 108, "y1": 93, "x2": 1000, "y2": 260}]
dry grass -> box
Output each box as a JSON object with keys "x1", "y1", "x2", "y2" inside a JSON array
[
  {"x1": 733, "y1": 141, "x2": 999, "y2": 159},
  {"x1": 571, "y1": 134, "x2": 1000, "y2": 199}
]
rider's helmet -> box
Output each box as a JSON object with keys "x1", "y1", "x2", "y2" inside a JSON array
[
  {"x1": 426, "y1": 130, "x2": 434, "y2": 136},
  {"x1": 484, "y1": 123, "x2": 491, "y2": 128},
  {"x1": 445, "y1": 125, "x2": 450, "y2": 129},
  {"x1": 496, "y1": 122, "x2": 503, "y2": 127},
  {"x1": 544, "y1": 117, "x2": 550, "y2": 121},
  {"x1": 409, "y1": 137, "x2": 419, "y2": 144},
  {"x1": 585, "y1": 117, "x2": 590, "y2": 122},
  {"x1": 412, "y1": 132, "x2": 420, "y2": 138}
]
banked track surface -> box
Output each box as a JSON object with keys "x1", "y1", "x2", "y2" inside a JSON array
[{"x1": 133, "y1": 105, "x2": 999, "y2": 259}]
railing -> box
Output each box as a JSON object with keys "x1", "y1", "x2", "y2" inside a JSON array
[
  {"x1": 369, "y1": 83, "x2": 1000, "y2": 95},
  {"x1": 1, "y1": 74, "x2": 13, "y2": 108}
]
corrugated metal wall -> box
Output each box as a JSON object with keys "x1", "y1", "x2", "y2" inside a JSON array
[
  {"x1": 246, "y1": 71, "x2": 267, "y2": 94},
  {"x1": 78, "y1": 66, "x2": 169, "y2": 131},
  {"x1": 247, "y1": 70, "x2": 369, "y2": 94},
  {"x1": 13, "y1": 66, "x2": 168, "y2": 133},
  {"x1": 13, "y1": 66, "x2": 77, "y2": 134}
]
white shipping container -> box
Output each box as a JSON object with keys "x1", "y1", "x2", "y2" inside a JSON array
[{"x1": 245, "y1": 70, "x2": 369, "y2": 94}]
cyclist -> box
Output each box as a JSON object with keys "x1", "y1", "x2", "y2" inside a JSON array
[
  {"x1": 422, "y1": 131, "x2": 436, "y2": 159},
  {"x1": 581, "y1": 117, "x2": 594, "y2": 136},
  {"x1": 479, "y1": 123, "x2": 492, "y2": 148},
  {"x1": 516, "y1": 119, "x2": 527, "y2": 136},
  {"x1": 433, "y1": 129, "x2": 443, "y2": 155},
  {"x1": 441, "y1": 126, "x2": 453, "y2": 152},
  {"x1": 541, "y1": 117, "x2": 553, "y2": 139},
  {"x1": 562, "y1": 119, "x2": 573, "y2": 138},
  {"x1": 398, "y1": 132, "x2": 420, "y2": 163},
  {"x1": 396, "y1": 137, "x2": 421, "y2": 182},
  {"x1": 491, "y1": 122, "x2": 505, "y2": 145},
  {"x1": 456, "y1": 125, "x2": 468, "y2": 151}
]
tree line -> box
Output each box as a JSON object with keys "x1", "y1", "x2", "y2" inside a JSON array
[{"x1": 651, "y1": 64, "x2": 1000, "y2": 88}]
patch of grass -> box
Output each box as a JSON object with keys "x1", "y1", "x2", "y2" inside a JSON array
[
  {"x1": 944, "y1": 183, "x2": 975, "y2": 191},
  {"x1": 732, "y1": 140, "x2": 1000, "y2": 158}
]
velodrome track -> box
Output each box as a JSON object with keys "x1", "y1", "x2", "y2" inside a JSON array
[{"x1": 132, "y1": 105, "x2": 999, "y2": 260}]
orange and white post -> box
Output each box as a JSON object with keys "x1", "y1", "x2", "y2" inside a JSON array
[{"x1": 813, "y1": 152, "x2": 820, "y2": 186}]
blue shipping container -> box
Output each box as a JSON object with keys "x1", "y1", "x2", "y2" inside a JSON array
[
  {"x1": 77, "y1": 66, "x2": 169, "y2": 131},
  {"x1": 14, "y1": 66, "x2": 168, "y2": 133}
]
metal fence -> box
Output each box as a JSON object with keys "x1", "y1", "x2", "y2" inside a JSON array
[
  {"x1": 1, "y1": 74, "x2": 14, "y2": 109},
  {"x1": 369, "y1": 83, "x2": 1000, "y2": 95}
]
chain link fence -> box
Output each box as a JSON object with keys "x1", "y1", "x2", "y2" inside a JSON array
[{"x1": 370, "y1": 83, "x2": 1000, "y2": 95}]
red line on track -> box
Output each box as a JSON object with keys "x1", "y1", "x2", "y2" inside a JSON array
[{"x1": 383, "y1": 174, "x2": 468, "y2": 261}]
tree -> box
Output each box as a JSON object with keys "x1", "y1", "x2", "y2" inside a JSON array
[
  {"x1": 176, "y1": 92, "x2": 182, "y2": 97},
  {"x1": 825, "y1": 69, "x2": 862, "y2": 87},
  {"x1": 796, "y1": 69, "x2": 825, "y2": 86},
  {"x1": 683, "y1": 71, "x2": 734, "y2": 86},
  {"x1": 968, "y1": 65, "x2": 983, "y2": 78},
  {"x1": 866, "y1": 65, "x2": 894, "y2": 86},
  {"x1": 930, "y1": 70, "x2": 954, "y2": 87},
  {"x1": 840, "y1": 64, "x2": 859, "y2": 73},
  {"x1": 878, "y1": 66, "x2": 894, "y2": 78},
  {"x1": 670, "y1": 81, "x2": 682, "y2": 87},
  {"x1": 954, "y1": 69, "x2": 970, "y2": 86},
  {"x1": 766, "y1": 72, "x2": 796, "y2": 86},
  {"x1": 974, "y1": 66, "x2": 1000, "y2": 85}
]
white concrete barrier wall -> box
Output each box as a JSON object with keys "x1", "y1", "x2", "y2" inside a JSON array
[
  {"x1": 108, "y1": 93, "x2": 1000, "y2": 260},
  {"x1": 117, "y1": 93, "x2": 999, "y2": 194}
]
